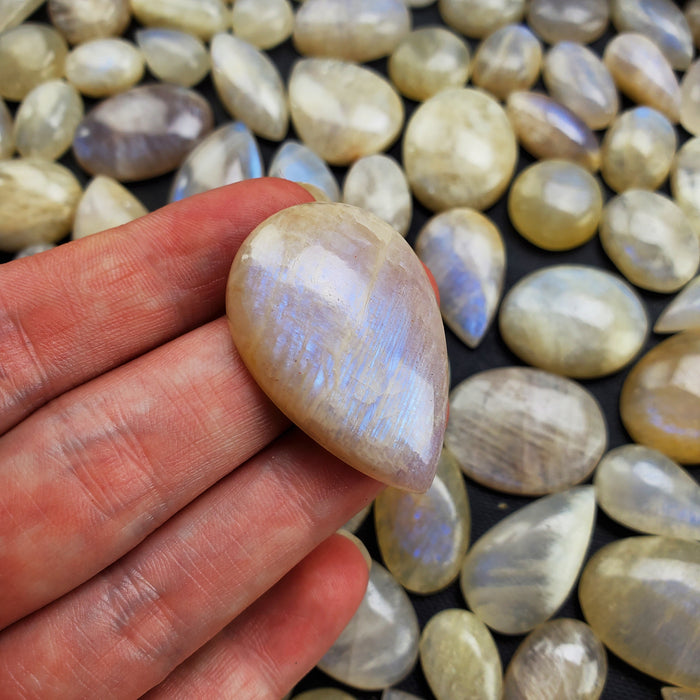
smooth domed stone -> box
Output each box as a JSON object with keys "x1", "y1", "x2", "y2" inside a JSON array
[
  {"x1": 404, "y1": 88, "x2": 517, "y2": 212},
  {"x1": 543, "y1": 42, "x2": 619, "y2": 130},
  {"x1": 289, "y1": 59, "x2": 403, "y2": 166},
  {"x1": 503, "y1": 619, "x2": 607, "y2": 700},
  {"x1": 672, "y1": 137, "x2": 700, "y2": 236},
  {"x1": 611, "y1": 0, "x2": 694, "y2": 71},
  {"x1": 232, "y1": 0, "x2": 293, "y2": 50},
  {"x1": 0, "y1": 98, "x2": 15, "y2": 159},
  {"x1": 170, "y1": 122, "x2": 263, "y2": 203},
  {"x1": 72, "y1": 175, "x2": 148, "y2": 239},
  {"x1": 471, "y1": 24, "x2": 542, "y2": 101},
  {"x1": 342, "y1": 155, "x2": 411, "y2": 237},
  {"x1": 600, "y1": 107, "x2": 676, "y2": 193},
  {"x1": 445, "y1": 367, "x2": 607, "y2": 496},
  {"x1": 269, "y1": 140, "x2": 339, "y2": 202},
  {"x1": 135, "y1": 29, "x2": 210, "y2": 88},
  {"x1": 0, "y1": 24, "x2": 68, "y2": 102},
  {"x1": 0, "y1": 159, "x2": 82, "y2": 252},
  {"x1": 375, "y1": 449, "x2": 470, "y2": 594},
  {"x1": 318, "y1": 562, "x2": 419, "y2": 690},
  {"x1": 419, "y1": 609, "x2": 502, "y2": 700},
  {"x1": 620, "y1": 331, "x2": 700, "y2": 465},
  {"x1": 600, "y1": 190, "x2": 700, "y2": 293},
  {"x1": 438, "y1": 0, "x2": 525, "y2": 39},
  {"x1": 292, "y1": 691, "x2": 356, "y2": 700},
  {"x1": 14, "y1": 242, "x2": 56, "y2": 259},
  {"x1": 0, "y1": 0, "x2": 45, "y2": 33},
  {"x1": 655, "y1": 276, "x2": 700, "y2": 333},
  {"x1": 344, "y1": 504, "x2": 371, "y2": 534},
  {"x1": 499, "y1": 265, "x2": 648, "y2": 379},
  {"x1": 526, "y1": 0, "x2": 609, "y2": 44},
  {"x1": 594, "y1": 444, "x2": 700, "y2": 541},
  {"x1": 226, "y1": 203, "x2": 449, "y2": 492},
  {"x1": 508, "y1": 160, "x2": 603, "y2": 251},
  {"x1": 73, "y1": 84, "x2": 214, "y2": 182},
  {"x1": 14, "y1": 80, "x2": 83, "y2": 160},
  {"x1": 48, "y1": 0, "x2": 131, "y2": 45},
  {"x1": 381, "y1": 691, "x2": 424, "y2": 700},
  {"x1": 681, "y1": 60, "x2": 700, "y2": 137},
  {"x1": 603, "y1": 33, "x2": 681, "y2": 123},
  {"x1": 293, "y1": 0, "x2": 411, "y2": 63},
  {"x1": 130, "y1": 0, "x2": 229, "y2": 40},
  {"x1": 662, "y1": 690, "x2": 700, "y2": 700},
  {"x1": 579, "y1": 536, "x2": 700, "y2": 688},
  {"x1": 388, "y1": 27, "x2": 470, "y2": 102},
  {"x1": 506, "y1": 92, "x2": 601, "y2": 172},
  {"x1": 414, "y1": 208, "x2": 505, "y2": 348},
  {"x1": 688, "y1": 0, "x2": 700, "y2": 49}
]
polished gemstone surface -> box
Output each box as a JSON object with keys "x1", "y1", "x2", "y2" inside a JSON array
[
  {"x1": 655, "y1": 276, "x2": 700, "y2": 333},
  {"x1": 0, "y1": 0, "x2": 45, "y2": 33},
  {"x1": 269, "y1": 140, "x2": 339, "y2": 202},
  {"x1": 231, "y1": 0, "x2": 294, "y2": 50},
  {"x1": 499, "y1": 265, "x2": 648, "y2": 379},
  {"x1": 404, "y1": 88, "x2": 517, "y2": 212},
  {"x1": 671, "y1": 137, "x2": 700, "y2": 235},
  {"x1": 14, "y1": 242, "x2": 56, "y2": 259},
  {"x1": 688, "y1": 0, "x2": 700, "y2": 49},
  {"x1": 438, "y1": 0, "x2": 525, "y2": 38},
  {"x1": 135, "y1": 28, "x2": 210, "y2": 88},
  {"x1": 344, "y1": 504, "x2": 371, "y2": 534},
  {"x1": 681, "y1": 60, "x2": 700, "y2": 137},
  {"x1": 381, "y1": 691, "x2": 423, "y2": 700},
  {"x1": 130, "y1": 0, "x2": 229, "y2": 40},
  {"x1": 0, "y1": 98, "x2": 14, "y2": 159},
  {"x1": 662, "y1": 690, "x2": 700, "y2": 700},
  {"x1": 445, "y1": 367, "x2": 607, "y2": 496},
  {"x1": 226, "y1": 203, "x2": 449, "y2": 492},
  {"x1": 527, "y1": 0, "x2": 609, "y2": 44},
  {"x1": 293, "y1": 690, "x2": 356, "y2": 700},
  {"x1": 48, "y1": 0, "x2": 131, "y2": 44}
]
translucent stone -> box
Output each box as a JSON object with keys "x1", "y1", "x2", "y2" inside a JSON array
[
  {"x1": 135, "y1": 29, "x2": 210, "y2": 88},
  {"x1": 663, "y1": 690, "x2": 700, "y2": 700},
  {"x1": 508, "y1": 160, "x2": 603, "y2": 251},
  {"x1": 226, "y1": 203, "x2": 449, "y2": 492},
  {"x1": 499, "y1": 265, "x2": 648, "y2": 379},
  {"x1": 170, "y1": 122, "x2": 263, "y2": 203},
  {"x1": 610, "y1": 0, "x2": 694, "y2": 71},
  {"x1": 620, "y1": 331, "x2": 700, "y2": 465},
  {"x1": 0, "y1": 98, "x2": 15, "y2": 159},
  {"x1": 269, "y1": 140, "x2": 339, "y2": 203},
  {"x1": 293, "y1": 0, "x2": 411, "y2": 63},
  {"x1": 48, "y1": 0, "x2": 131, "y2": 45},
  {"x1": 688, "y1": 0, "x2": 700, "y2": 50},
  {"x1": 600, "y1": 190, "x2": 700, "y2": 293},
  {"x1": 0, "y1": 24, "x2": 68, "y2": 102},
  {"x1": 414, "y1": 208, "x2": 505, "y2": 348},
  {"x1": 419, "y1": 609, "x2": 502, "y2": 700},
  {"x1": 0, "y1": 159, "x2": 82, "y2": 252},
  {"x1": 543, "y1": 42, "x2": 619, "y2": 130},
  {"x1": 0, "y1": 0, "x2": 45, "y2": 33},
  {"x1": 603, "y1": 32, "x2": 681, "y2": 123},
  {"x1": 289, "y1": 59, "x2": 403, "y2": 166},
  {"x1": 130, "y1": 0, "x2": 229, "y2": 40},
  {"x1": 526, "y1": 0, "x2": 609, "y2": 44},
  {"x1": 579, "y1": 536, "x2": 700, "y2": 689},
  {"x1": 318, "y1": 562, "x2": 419, "y2": 690},
  {"x1": 403, "y1": 88, "x2": 517, "y2": 212},
  {"x1": 292, "y1": 691, "x2": 356, "y2": 700},
  {"x1": 600, "y1": 107, "x2": 677, "y2": 193},
  {"x1": 73, "y1": 84, "x2": 214, "y2": 182},
  {"x1": 655, "y1": 276, "x2": 700, "y2": 333},
  {"x1": 72, "y1": 176, "x2": 147, "y2": 239},
  {"x1": 374, "y1": 449, "x2": 470, "y2": 594},
  {"x1": 381, "y1": 691, "x2": 423, "y2": 700},
  {"x1": 671, "y1": 137, "x2": 700, "y2": 236},
  {"x1": 343, "y1": 504, "x2": 370, "y2": 534},
  {"x1": 502, "y1": 619, "x2": 607, "y2": 700},
  {"x1": 438, "y1": 0, "x2": 525, "y2": 39},
  {"x1": 231, "y1": 0, "x2": 294, "y2": 50},
  {"x1": 506, "y1": 91, "x2": 601, "y2": 172},
  {"x1": 445, "y1": 367, "x2": 607, "y2": 496},
  {"x1": 14, "y1": 242, "x2": 56, "y2": 259},
  {"x1": 471, "y1": 24, "x2": 542, "y2": 101},
  {"x1": 594, "y1": 444, "x2": 700, "y2": 541},
  {"x1": 388, "y1": 27, "x2": 470, "y2": 102},
  {"x1": 681, "y1": 60, "x2": 700, "y2": 137},
  {"x1": 342, "y1": 155, "x2": 411, "y2": 237}
]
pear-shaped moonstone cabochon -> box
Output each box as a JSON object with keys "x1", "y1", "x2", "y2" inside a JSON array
[{"x1": 226, "y1": 202, "x2": 449, "y2": 492}]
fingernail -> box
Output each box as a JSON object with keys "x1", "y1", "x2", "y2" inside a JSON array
[{"x1": 336, "y1": 528, "x2": 372, "y2": 571}]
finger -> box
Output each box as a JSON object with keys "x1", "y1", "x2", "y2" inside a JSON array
[
  {"x1": 0, "y1": 432, "x2": 381, "y2": 699},
  {"x1": 144, "y1": 532, "x2": 371, "y2": 700},
  {"x1": 0, "y1": 178, "x2": 313, "y2": 434}
]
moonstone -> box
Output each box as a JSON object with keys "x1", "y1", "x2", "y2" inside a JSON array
[
  {"x1": 499, "y1": 265, "x2": 648, "y2": 379},
  {"x1": 526, "y1": 0, "x2": 609, "y2": 44},
  {"x1": 502, "y1": 619, "x2": 607, "y2": 700},
  {"x1": 231, "y1": 0, "x2": 294, "y2": 50},
  {"x1": 381, "y1": 691, "x2": 424, "y2": 700},
  {"x1": 688, "y1": 0, "x2": 700, "y2": 49},
  {"x1": 226, "y1": 203, "x2": 449, "y2": 492},
  {"x1": 419, "y1": 609, "x2": 502, "y2": 700},
  {"x1": 460, "y1": 487, "x2": 596, "y2": 635},
  {"x1": 48, "y1": 0, "x2": 131, "y2": 45},
  {"x1": 579, "y1": 536, "x2": 700, "y2": 689},
  {"x1": 655, "y1": 276, "x2": 700, "y2": 333},
  {"x1": 445, "y1": 367, "x2": 607, "y2": 496},
  {"x1": 269, "y1": 140, "x2": 339, "y2": 202},
  {"x1": 681, "y1": 60, "x2": 700, "y2": 137},
  {"x1": 130, "y1": 0, "x2": 229, "y2": 40},
  {"x1": 14, "y1": 242, "x2": 56, "y2": 259},
  {"x1": 289, "y1": 59, "x2": 403, "y2": 166},
  {"x1": 344, "y1": 504, "x2": 370, "y2": 534},
  {"x1": 620, "y1": 331, "x2": 700, "y2": 465},
  {"x1": 318, "y1": 562, "x2": 419, "y2": 690},
  {"x1": 0, "y1": 98, "x2": 15, "y2": 159},
  {"x1": 0, "y1": 0, "x2": 45, "y2": 32},
  {"x1": 414, "y1": 208, "x2": 505, "y2": 348},
  {"x1": 292, "y1": 691, "x2": 357, "y2": 700},
  {"x1": 438, "y1": 0, "x2": 525, "y2": 39},
  {"x1": 403, "y1": 88, "x2": 517, "y2": 211},
  {"x1": 671, "y1": 137, "x2": 700, "y2": 236},
  {"x1": 73, "y1": 84, "x2": 214, "y2": 182},
  {"x1": 663, "y1": 690, "x2": 700, "y2": 700},
  {"x1": 135, "y1": 29, "x2": 210, "y2": 88},
  {"x1": 600, "y1": 190, "x2": 699, "y2": 293}
]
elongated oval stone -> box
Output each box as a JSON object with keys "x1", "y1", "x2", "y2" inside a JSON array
[
  {"x1": 269, "y1": 140, "x2": 339, "y2": 202},
  {"x1": 0, "y1": 98, "x2": 13, "y2": 159},
  {"x1": 226, "y1": 203, "x2": 449, "y2": 492},
  {"x1": 419, "y1": 609, "x2": 502, "y2": 700},
  {"x1": 681, "y1": 60, "x2": 700, "y2": 137},
  {"x1": 579, "y1": 536, "x2": 700, "y2": 688},
  {"x1": 48, "y1": 0, "x2": 131, "y2": 45},
  {"x1": 130, "y1": 0, "x2": 229, "y2": 40},
  {"x1": 499, "y1": 265, "x2": 648, "y2": 379},
  {"x1": 293, "y1": 691, "x2": 356, "y2": 700},
  {"x1": 445, "y1": 367, "x2": 607, "y2": 496},
  {"x1": 671, "y1": 137, "x2": 700, "y2": 236},
  {"x1": 0, "y1": 0, "x2": 45, "y2": 33},
  {"x1": 318, "y1": 562, "x2": 419, "y2": 690},
  {"x1": 414, "y1": 208, "x2": 505, "y2": 348},
  {"x1": 289, "y1": 59, "x2": 403, "y2": 166},
  {"x1": 438, "y1": 0, "x2": 525, "y2": 39},
  {"x1": 655, "y1": 276, "x2": 700, "y2": 333},
  {"x1": 527, "y1": 0, "x2": 609, "y2": 44},
  {"x1": 620, "y1": 331, "x2": 700, "y2": 465},
  {"x1": 344, "y1": 504, "x2": 370, "y2": 534},
  {"x1": 232, "y1": 0, "x2": 294, "y2": 50},
  {"x1": 404, "y1": 88, "x2": 517, "y2": 212},
  {"x1": 73, "y1": 84, "x2": 214, "y2": 182},
  {"x1": 135, "y1": 29, "x2": 210, "y2": 88},
  {"x1": 502, "y1": 619, "x2": 607, "y2": 700},
  {"x1": 600, "y1": 190, "x2": 700, "y2": 293},
  {"x1": 170, "y1": 122, "x2": 263, "y2": 203},
  {"x1": 460, "y1": 487, "x2": 596, "y2": 635}
]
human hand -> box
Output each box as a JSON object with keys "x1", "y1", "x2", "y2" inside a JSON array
[{"x1": 0, "y1": 178, "x2": 381, "y2": 699}]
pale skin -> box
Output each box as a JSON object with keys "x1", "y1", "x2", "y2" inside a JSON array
[{"x1": 0, "y1": 178, "x2": 382, "y2": 698}]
